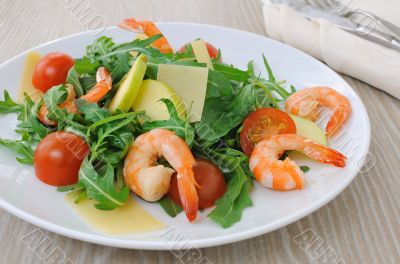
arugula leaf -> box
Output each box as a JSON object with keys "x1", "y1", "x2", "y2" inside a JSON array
[
  {"x1": 213, "y1": 62, "x2": 250, "y2": 83},
  {"x1": 100, "y1": 132, "x2": 134, "y2": 165},
  {"x1": 102, "y1": 34, "x2": 163, "y2": 59},
  {"x1": 208, "y1": 172, "x2": 252, "y2": 228},
  {"x1": 78, "y1": 158, "x2": 130, "y2": 210},
  {"x1": 43, "y1": 85, "x2": 68, "y2": 122},
  {"x1": 16, "y1": 96, "x2": 51, "y2": 142},
  {"x1": 75, "y1": 57, "x2": 99, "y2": 75},
  {"x1": 0, "y1": 91, "x2": 22, "y2": 113},
  {"x1": 262, "y1": 54, "x2": 275, "y2": 82},
  {"x1": 67, "y1": 67, "x2": 84, "y2": 97},
  {"x1": 79, "y1": 75, "x2": 97, "y2": 93},
  {"x1": 300, "y1": 166, "x2": 310, "y2": 173},
  {"x1": 110, "y1": 52, "x2": 132, "y2": 83},
  {"x1": 247, "y1": 60, "x2": 255, "y2": 76},
  {"x1": 0, "y1": 138, "x2": 34, "y2": 164},
  {"x1": 76, "y1": 99, "x2": 111, "y2": 123},
  {"x1": 143, "y1": 99, "x2": 194, "y2": 145},
  {"x1": 86, "y1": 36, "x2": 116, "y2": 69},
  {"x1": 195, "y1": 84, "x2": 257, "y2": 144},
  {"x1": 204, "y1": 148, "x2": 253, "y2": 228},
  {"x1": 159, "y1": 196, "x2": 183, "y2": 217},
  {"x1": 206, "y1": 70, "x2": 233, "y2": 98}
]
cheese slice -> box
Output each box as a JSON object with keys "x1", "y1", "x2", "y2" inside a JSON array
[
  {"x1": 157, "y1": 64, "x2": 208, "y2": 122},
  {"x1": 18, "y1": 52, "x2": 43, "y2": 103},
  {"x1": 65, "y1": 194, "x2": 165, "y2": 235},
  {"x1": 191, "y1": 39, "x2": 214, "y2": 69}
]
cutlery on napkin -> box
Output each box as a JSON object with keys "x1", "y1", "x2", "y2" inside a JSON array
[{"x1": 262, "y1": 0, "x2": 400, "y2": 99}]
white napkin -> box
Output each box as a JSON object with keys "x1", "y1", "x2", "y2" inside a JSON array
[{"x1": 262, "y1": 0, "x2": 400, "y2": 99}]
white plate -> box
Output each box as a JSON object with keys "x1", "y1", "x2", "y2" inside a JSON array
[{"x1": 0, "y1": 23, "x2": 370, "y2": 249}]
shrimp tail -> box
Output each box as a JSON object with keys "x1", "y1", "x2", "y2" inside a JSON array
[
  {"x1": 303, "y1": 139, "x2": 346, "y2": 167},
  {"x1": 38, "y1": 105, "x2": 57, "y2": 126},
  {"x1": 80, "y1": 67, "x2": 112, "y2": 103},
  {"x1": 177, "y1": 170, "x2": 198, "y2": 222},
  {"x1": 118, "y1": 18, "x2": 173, "y2": 54},
  {"x1": 326, "y1": 106, "x2": 350, "y2": 136},
  {"x1": 118, "y1": 18, "x2": 144, "y2": 33}
]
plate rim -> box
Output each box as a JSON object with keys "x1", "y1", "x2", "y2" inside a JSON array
[{"x1": 0, "y1": 22, "x2": 371, "y2": 250}]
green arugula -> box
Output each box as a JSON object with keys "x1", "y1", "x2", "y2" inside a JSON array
[
  {"x1": 201, "y1": 148, "x2": 253, "y2": 228},
  {"x1": 159, "y1": 196, "x2": 183, "y2": 217},
  {"x1": 67, "y1": 67, "x2": 84, "y2": 97},
  {"x1": 16, "y1": 96, "x2": 51, "y2": 142},
  {"x1": 76, "y1": 99, "x2": 111, "y2": 123},
  {"x1": 0, "y1": 91, "x2": 22, "y2": 113},
  {"x1": 0, "y1": 138, "x2": 34, "y2": 164},
  {"x1": 143, "y1": 99, "x2": 194, "y2": 146},
  {"x1": 206, "y1": 70, "x2": 233, "y2": 98},
  {"x1": 79, "y1": 158, "x2": 130, "y2": 210},
  {"x1": 195, "y1": 84, "x2": 257, "y2": 145}
]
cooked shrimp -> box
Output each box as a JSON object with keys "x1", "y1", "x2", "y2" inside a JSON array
[
  {"x1": 38, "y1": 84, "x2": 76, "y2": 126},
  {"x1": 38, "y1": 67, "x2": 112, "y2": 126},
  {"x1": 285, "y1": 87, "x2": 351, "y2": 136},
  {"x1": 119, "y1": 18, "x2": 173, "y2": 54},
  {"x1": 249, "y1": 134, "x2": 346, "y2": 191},
  {"x1": 80, "y1": 66, "x2": 112, "y2": 103},
  {"x1": 124, "y1": 128, "x2": 199, "y2": 222}
]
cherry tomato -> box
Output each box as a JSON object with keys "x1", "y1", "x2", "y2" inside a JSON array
[
  {"x1": 240, "y1": 108, "x2": 297, "y2": 156},
  {"x1": 178, "y1": 42, "x2": 220, "y2": 60},
  {"x1": 34, "y1": 131, "x2": 89, "y2": 186},
  {"x1": 32, "y1": 52, "x2": 75, "y2": 93},
  {"x1": 168, "y1": 159, "x2": 226, "y2": 209}
]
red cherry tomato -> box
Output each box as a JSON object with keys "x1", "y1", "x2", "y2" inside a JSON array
[
  {"x1": 34, "y1": 131, "x2": 89, "y2": 186},
  {"x1": 32, "y1": 52, "x2": 75, "y2": 93},
  {"x1": 168, "y1": 159, "x2": 226, "y2": 209},
  {"x1": 240, "y1": 108, "x2": 297, "y2": 156},
  {"x1": 179, "y1": 42, "x2": 220, "y2": 60}
]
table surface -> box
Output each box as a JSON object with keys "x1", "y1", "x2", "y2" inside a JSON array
[{"x1": 1, "y1": 0, "x2": 399, "y2": 263}]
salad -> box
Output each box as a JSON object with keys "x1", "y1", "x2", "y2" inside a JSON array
[{"x1": 0, "y1": 18, "x2": 351, "y2": 228}]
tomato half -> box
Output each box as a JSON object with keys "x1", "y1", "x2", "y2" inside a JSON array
[
  {"x1": 34, "y1": 131, "x2": 89, "y2": 186},
  {"x1": 32, "y1": 52, "x2": 75, "y2": 93},
  {"x1": 168, "y1": 159, "x2": 226, "y2": 209},
  {"x1": 240, "y1": 108, "x2": 296, "y2": 156},
  {"x1": 178, "y1": 42, "x2": 220, "y2": 60}
]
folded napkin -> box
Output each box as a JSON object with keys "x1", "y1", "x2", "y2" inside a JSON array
[{"x1": 262, "y1": 0, "x2": 400, "y2": 99}]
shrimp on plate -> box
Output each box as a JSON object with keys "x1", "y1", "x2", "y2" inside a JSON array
[
  {"x1": 38, "y1": 67, "x2": 112, "y2": 126},
  {"x1": 124, "y1": 128, "x2": 199, "y2": 222},
  {"x1": 285, "y1": 87, "x2": 351, "y2": 136},
  {"x1": 249, "y1": 134, "x2": 346, "y2": 191},
  {"x1": 119, "y1": 18, "x2": 173, "y2": 54}
]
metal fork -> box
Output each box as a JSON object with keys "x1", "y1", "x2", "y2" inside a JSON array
[
  {"x1": 272, "y1": 0, "x2": 400, "y2": 51},
  {"x1": 342, "y1": 9, "x2": 400, "y2": 51}
]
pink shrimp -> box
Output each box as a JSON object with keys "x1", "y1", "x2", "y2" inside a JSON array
[
  {"x1": 118, "y1": 18, "x2": 173, "y2": 54},
  {"x1": 38, "y1": 67, "x2": 112, "y2": 126},
  {"x1": 124, "y1": 128, "x2": 199, "y2": 222},
  {"x1": 285, "y1": 87, "x2": 352, "y2": 136},
  {"x1": 249, "y1": 134, "x2": 346, "y2": 191}
]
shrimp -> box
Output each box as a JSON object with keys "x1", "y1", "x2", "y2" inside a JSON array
[
  {"x1": 285, "y1": 87, "x2": 351, "y2": 136},
  {"x1": 118, "y1": 18, "x2": 173, "y2": 54},
  {"x1": 38, "y1": 84, "x2": 76, "y2": 126},
  {"x1": 249, "y1": 134, "x2": 346, "y2": 191},
  {"x1": 80, "y1": 66, "x2": 112, "y2": 103},
  {"x1": 124, "y1": 128, "x2": 199, "y2": 222},
  {"x1": 38, "y1": 67, "x2": 112, "y2": 126}
]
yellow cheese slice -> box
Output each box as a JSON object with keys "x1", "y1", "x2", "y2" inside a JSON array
[
  {"x1": 157, "y1": 64, "x2": 209, "y2": 122},
  {"x1": 18, "y1": 51, "x2": 43, "y2": 103},
  {"x1": 65, "y1": 194, "x2": 165, "y2": 235},
  {"x1": 191, "y1": 39, "x2": 214, "y2": 69}
]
